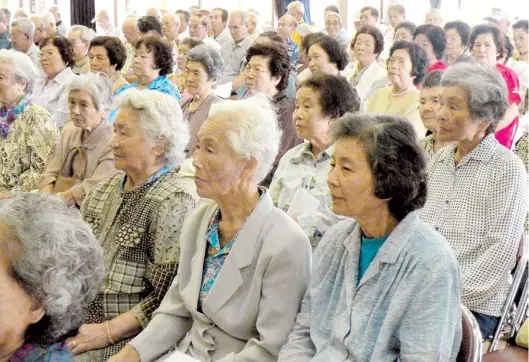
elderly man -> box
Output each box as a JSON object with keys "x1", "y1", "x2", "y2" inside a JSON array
[
  {"x1": 41, "y1": 12, "x2": 57, "y2": 36},
  {"x1": 162, "y1": 13, "x2": 180, "y2": 69},
  {"x1": 49, "y1": 6, "x2": 66, "y2": 36},
  {"x1": 92, "y1": 9, "x2": 120, "y2": 38},
  {"x1": 425, "y1": 8, "x2": 443, "y2": 26},
  {"x1": 210, "y1": 8, "x2": 232, "y2": 48},
  {"x1": 13, "y1": 8, "x2": 28, "y2": 19},
  {"x1": 146, "y1": 8, "x2": 161, "y2": 21},
  {"x1": 176, "y1": 9, "x2": 191, "y2": 41},
  {"x1": 277, "y1": 14, "x2": 299, "y2": 70},
  {"x1": 287, "y1": 1, "x2": 306, "y2": 47},
  {"x1": 10, "y1": 18, "x2": 40, "y2": 68},
  {"x1": 324, "y1": 12, "x2": 349, "y2": 50},
  {"x1": 121, "y1": 15, "x2": 139, "y2": 78},
  {"x1": 138, "y1": 15, "x2": 162, "y2": 38},
  {"x1": 0, "y1": 9, "x2": 11, "y2": 49},
  {"x1": 189, "y1": 14, "x2": 221, "y2": 50},
  {"x1": 189, "y1": 5, "x2": 199, "y2": 16},
  {"x1": 218, "y1": 10, "x2": 253, "y2": 86},
  {"x1": 67, "y1": 25, "x2": 95, "y2": 74},
  {"x1": 247, "y1": 11, "x2": 260, "y2": 40},
  {"x1": 31, "y1": 15, "x2": 47, "y2": 45}
]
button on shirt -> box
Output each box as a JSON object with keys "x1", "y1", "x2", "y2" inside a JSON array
[
  {"x1": 214, "y1": 27, "x2": 233, "y2": 49},
  {"x1": 420, "y1": 134, "x2": 528, "y2": 316},
  {"x1": 218, "y1": 35, "x2": 253, "y2": 85}
]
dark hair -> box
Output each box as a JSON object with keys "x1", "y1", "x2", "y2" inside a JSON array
[
  {"x1": 361, "y1": 6, "x2": 379, "y2": 19},
  {"x1": 470, "y1": 24, "x2": 505, "y2": 60},
  {"x1": 389, "y1": 40, "x2": 428, "y2": 86},
  {"x1": 444, "y1": 20, "x2": 471, "y2": 47},
  {"x1": 39, "y1": 36, "x2": 75, "y2": 68},
  {"x1": 423, "y1": 69, "x2": 443, "y2": 88},
  {"x1": 513, "y1": 19, "x2": 528, "y2": 32},
  {"x1": 176, "y1": 9, "x2": 191, "y2": 24},
  {"x1": 309, "y1": 35, "x2": 349, "y2": 71},
  {"x1": 299, "y1": 74, "x2": 360, "y2": 118},
  {"x1": 394, "y1": 21, "x2": 416, "y2": 37},
  {"x1": 212, "y1": 8, "x2": 228, "y2": 23},
  {"x1": 138, "y1": 15, "x2": 162, "y2": 36},
  {"x1": 388, "y1": 4, "x2": 405, "y2": 16},
  {"x1": 135, "y1": 36, "x2": 174, "y2": 75},
  {"x1": 180, "y1": 37, "x2": 204, "y2": 49},
  {"x1": 89, "y1": 36, "x2": 127, "y2": 71},
  {"x1": 414, "y1": 24, "x2": 446, "y2": 60},
  {"x1": 332, "y1": 113, "x2": 427, "y2": 221},
  {"x1": 324, "y1": 5, "x2": 340, "y2": 14},
  {"x1": 301, "y1": 32, "x2": 324, "y2": 54},
  {"x1": 258, "y1": 31, "x2": 286, "y2": 45},
  {"x1": 503, "y1": 34, "x2": 513, "y2": 61},
  {"x1": 246, "y1": 42, "x2": 290, "y2": 91},
  {"x1": 351, "y1": 25, "x2": 384, "y2": 56}
]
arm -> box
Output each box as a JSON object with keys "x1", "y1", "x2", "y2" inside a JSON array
[
  {"x1": 38, "y1": 127, "x2": 67, "y2": 192},
  {"x1": 268, "y1": 153, "x2": 288, "y2": 206},
  {"x1": 496, "y1": 103, "x2": 520, "y2": 131}
]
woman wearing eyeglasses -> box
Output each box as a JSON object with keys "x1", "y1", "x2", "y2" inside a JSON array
[{"x1": 180, "y1": 44, "x2": 223, "y2": 157}]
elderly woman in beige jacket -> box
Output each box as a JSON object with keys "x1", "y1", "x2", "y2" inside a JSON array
[
  {"x1": 108, "y1": 95, "x2": 312, "y2": 362},
  {"x1": 39, "y1": 74, "x2": 118, "y2": 206}
]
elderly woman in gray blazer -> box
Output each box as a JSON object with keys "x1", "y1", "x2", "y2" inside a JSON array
[
  {"x1": 109, "y1": 95, "x2": 312, "y2": 362},
  {"x1": 279, "y1": 114, "x2": 462, "y2": 361}
]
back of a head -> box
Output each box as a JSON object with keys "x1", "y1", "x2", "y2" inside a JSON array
[
  {"x1": 310, "y1": 35, "x2": 349, "y2": 71},
  {"x1": 138, "y1": 15, "x2": 162, "y2": 36}
]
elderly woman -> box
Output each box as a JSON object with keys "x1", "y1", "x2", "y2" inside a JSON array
[
  {"x1": 420, "y1": 63, "x2": 528, "y2": 338},
  {"x1": 180, "y1": 44, "x2": 222, "y2": 157},
  {"x1": 366, "y1": 41, "x2": 428, "y2": 138},
  {"x1": 67, "y1": 25, "x2": 95, "y2": 74},
  {"x1": 349, "y1": 25, "x2": 388, "y2": 106},
  {"x1": 443, "y1": 21, "x2": 473, "y2": 65},
  {"x1": 419, "y1": 70, "x2": 451, "y2": 160},
  {"x1": 0, "y1": 193, "x2": 104, "y2": 361},
  {"x1": 0, "y1": 50, "x2": 58, "y2": 197},
  {"x1": 169, "y1": 37, "x2": 203, "y2": 94},
  {"x1": 89, "y1": 36, "x2": 128, "y2": 94},
  {"x1": 32, "y1": 36, "x2": 77, "y2": 128},
  {"x1": 306, "y1": 35, "x2": 348, "y2": 78},
  {"x1": 394, "y1": 21, "x2": 416, "y2": 42},
  {"x1": 107, "y1": 95, "x2": 312, "y2": 362},
  {"x1": 69, "y1": 89, "x2": 199, "y2": 361},
  {"x1": 109, "y1": 37, "x2": 182, "y2": 122},
  {"x1": 278, "y1": 113, "x2": 462, "y2": 361},
  {"x1": 245, "y1": 41, "x2": 301, "y2": 187},
  {"x1": 470, "y1": 24, "x2": 522, "y2": 149},
  {"x1": 38, "y1": 74, "x2": 118, "y2": 207},
  {"x1": 414, "y1": 24, "x2": 447, "y2": 72},
  {"x1": 324, "y1": 12, "x2": 349, "y2": 49},
  {"x1": 270, "y1": 75, "x2": 360, "y2": 246},
  {"x1": 513, "y1": 20, "x2": 528, "y2": 63}
]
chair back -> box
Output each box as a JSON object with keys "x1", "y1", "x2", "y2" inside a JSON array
[{"x1": 458, "y1": 304, "x2": 483, "y2": 362}]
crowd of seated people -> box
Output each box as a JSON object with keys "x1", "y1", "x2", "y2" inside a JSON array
[{"x1": 0, "y1": 3, "x2": 527, "y2": 362}]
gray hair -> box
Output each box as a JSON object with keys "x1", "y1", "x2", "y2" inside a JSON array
[
  {"x1": 230, "y1": 10, "x2": 248, "y2": 25},
  {"x1": 0, "y1": 49, "x2": 39, "y2": 92},
  {"x1": 67, "y1": 74, "x2": 113, "y2": 112},
  {"x1": 247, "y1": 12, "x2": 259, "y2": 27},
  {"x1": 31, "y1": 15, "x2": 46, "y2": 31},
  {"x1": 440, "y1": 62, "x2": 507, "y2": 133},
  {"x1": 162, "y1": 13, "x2": 180, "y2": 25},
  {"x1": 115, "y1": 89, "x2": 189, "y2": 168},
  {"x1": 14, "y1": 8, "x2": 28, "y2": 19},
  {"x1": 187, "y1": 44, "x2": 224, "y2": 80},
  {"x1": 208, "y1": 94, "x2": 282, "y2": 183},
  {"x1": 11, "y1": 18, "x2": 35, "y2": 38},
  {"x1": 0, "y1": 193, "x2": 104, "y2": 344},
  {"x1": 41, "y1": 12, "x2": 55, "y2": 26},
  {"x1": 325, "y1": 12, "x2": 342, "y2": 25},
  {"x1": 287, "y1": 1, "x2": 306, "y2": 15},
  {"x1": 68, "y1": 25, "x2": 96, "y2": 45}
]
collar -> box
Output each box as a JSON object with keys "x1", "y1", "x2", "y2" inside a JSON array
[
  {"x1": 47, "y1": 67, "x2": 74, "y2": 85},
  {"x1": 82, "y1": 118, "x2": 111, "y2": 150},
  {"x1": 76, "y1": 56, "x2": 89, "y2": 67},
  {"x1": 290, "y1": 142, "x2": 334, "y2": 165},
  {"x1": 26, "y1": 43, "x2": 38, "y2": 55},
  {"x1": 216, "y1": 27, "x2": 230, "y2": 40},
  {"x1": 234, "y1": 35, "x2": 252, "y2": 48},
  {"x1": 437, "y1": 134, "x2": 499, "y2": 165}
]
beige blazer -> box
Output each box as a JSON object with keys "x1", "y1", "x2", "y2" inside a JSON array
[{"x1": 129, "y1": 191, "x2": 312, "y2": 362}]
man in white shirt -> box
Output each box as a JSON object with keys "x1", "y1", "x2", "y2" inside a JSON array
[
  {"x1": 10, "y1": 18, "x2": 41, "y2": 69},
  {"x1": 176, "y1": 9, "x2": 190, "y2": 42},
  {"x1": 67, "y1": 25, "x2": 95, "y2": 74},
  {"x1": 49, "y1": 6, "x2": 66, "y2": 36},
  {"x1": 162, "y1": 13, "x2": 181, "y2": 70},
  {"x1": 30, "y1": 15, "x2": 46, "y2": 46},
  {"x1": 121, "y1": 15, "x2": 139, "y2": 78},
  {"x1": 92, "y1": 10, "x2": 121, "y2": 38},
  {"x1": 210, "y1": 8, "x2": 232, "y2": 49},
  {"x1": 189, "y1": 14, "x2": 221, "y2": 51}
]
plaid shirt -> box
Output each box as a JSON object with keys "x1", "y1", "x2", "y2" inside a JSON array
[{"x1": 78, "y1": 170, "x2": 198, "y2": 361}]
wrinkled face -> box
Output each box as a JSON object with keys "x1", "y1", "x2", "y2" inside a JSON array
[
  {"x1": 39, "y1": 42, "x2": 68, "y2": 78},
  {"x1": 193, "y1": 116, "x2": 251, "y2": 199},
  {"x1": 445, "y1": 28, "x2": 465, "y2": 57},
  {"x1": 9, "y1": 25, "x2": 31, "y2": 52},
  {"x1": 189, "y1": 16, "x2": 207, "y2": 38},
  {"x1": 425, "y1": 12, "x2": 441, "y2": 26},
  {"x1": 185, "y1": 60, "x2": 212, "y2": 96},
  {"x1": 394, "y1": 27, "x2": 414, "y2": 42},
  {"x1": 387, "y1": 48, "x2": 414, "y2": 88},
  {"x1": 122, "y1": 20, "x2": 139, "y2": 45},
  {"x1": 134, "y1": 44, "x2": 159, "y2": 79},
  {"x1": 436, "y1": 85, "x2": 489, "y2": 142},
  {"x1": 209, "y1": 10, "x2": 225, "y2": 34},
  {"x1": 328, "y1": 137, "x2": 385, "y2": 219},
  {"x1": 177, "y1": 43, "x2": 190, "y2": 71},
  {"x1": 67, "y1": 30, "x2": 89, "y2": 61},
  {"x1": 228, "y1": 15, "x2": 248, "y2": 42},
  {"x1": 415, "y1": 33, "x2": 436, "y2": 63},
  {"x1": 389, "y1": 10, "x2": 404, "y2": 28},
  {"x1": 0, "y1": 223, "x2": 45, "y2": 358},
  {"x1": 89, "y1": 45, "x2": 114, "y2": 75},
  {"x1": 46, "y1": 22, "x2": 57, "y2": 36},
  {"x1": 360, "y1": 10, "x2": 377, "y2": 27},
  {"x1": 420, "y1": 86, "x2": 442, "y2": 133},
  {"x1": 308, "y1": 43, "x2": 338, "y2": 75},
  {"x1": 277, "y1": 16, "x2": 295, "y2": 38},
  {"x1": 294, "y1": 86, "x2": 331, "y2": 141},
  {"x1": 325, "y1": 14, "x2": 341, "y2": 38},
  {"x1": 513, "y1": 28, "x2": 528, "y2": 56},
  {"x1": 162, "y1": 16, "x2": 179, "y2": 40},
  {"x1": 68, "y1": 90, "x2": 103, "y2": 130},
  {"x1": 471, "y1": 33, "x2": 498, "y2": 66},
  {"x1": 244, "y1": 55, "x2": 279, "y2": 96},
  {"x1": 354, "y1": 32, "x2": 378, "y2": 66},
  {"x1": 31, "y1": 18, "x2": 46, "y2": 44},
  {"x1": 0, "y1": 63, "x2": 25, "y2": 105}
]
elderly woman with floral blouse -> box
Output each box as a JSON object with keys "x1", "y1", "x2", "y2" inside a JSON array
[
  {"x1": 420, "y1": 63, "x2": 528, "y2": 338},
  {"x1": 0, "y1": 50, "x2": 58, "y2": 198},
  {"x1": 69, "y1": 89, "x2": 199, "y2": 362}
]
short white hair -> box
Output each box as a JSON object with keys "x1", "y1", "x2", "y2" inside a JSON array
[
  {"x1": 208, "y1": 94, "x2": 282, "y2": 183},
  {"x1": 0, "y1": 49, "x2": 40, "y2": 92},
  {"x1": 115, "y1": 89, "x2": 189, "y2": 168},
  {"x1": 67, "y1": 74, "x2": 114, "y2": 112},
  {"x1": 230, "y1": 10, "x2": 248, "y2": 25},
  {"x1": 41, "y1": 12, "x2": 55, "y2": 26},
  {"x1": 14, "y1": 8, "x2": 28, "y2": 19},
  {"x1": 11, "y1": 18, "x2": 35, "y2": 38},
  {"x1": 68, "y1": 25, "x2": 96, "y2": 44},
  {"x1": 325, "y1": 12, "x2": 342, "y2": 25},
  {"x1": 162, "y1": 13, "x2": 180, "y2": 26},
  {"x1": 287, "y1": 1, "x2": 305, "y2": 15},
  {"x1": 49, "y1": 5, "x2": 61, "y2": 15}
]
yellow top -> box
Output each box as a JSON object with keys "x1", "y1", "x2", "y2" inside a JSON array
[{"x1": 292, "y1": 21, "x2": 306, "y2": 46}]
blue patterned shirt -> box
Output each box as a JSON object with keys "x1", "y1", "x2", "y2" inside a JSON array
[
  {"x1": 286, "y1": 38, "x2": 299, "y2": 71},
  {"x1": 9, "y1": 343, "x2": 73, "y2": 361}
]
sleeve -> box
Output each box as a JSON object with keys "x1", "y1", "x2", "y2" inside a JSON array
[
  {"x1": 38, "y1": 126, "x2": 67, "y2": 190},
  {"x1": 12, "y1": 113, "x2": 59, "y2": 192},
  {"x1": 131, "y1": 192, "x2": 198, "y2": 327},
  {"x1": 215, "y1": 229, "x2": 312, "y2": 362},
  {"x1": 70, "y1": 145, "x2": 118, "y2": 204},
  {"x1": 462, "y1": 159, "x2": 528, "y2": 305},
  {"x1": 503, "y1": 68, "x2": 522, "y2": 105},
  {"x1": 268, "y1": 153, "x2": 288, "y2": 207}
]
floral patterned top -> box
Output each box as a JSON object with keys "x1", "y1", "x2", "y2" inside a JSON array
[
  {"x1": 8, "y1": 343, "x2": 73, "y2": 361},
  {"x1": 0, "y1": 104, "x2": 59, "y2": 192}
]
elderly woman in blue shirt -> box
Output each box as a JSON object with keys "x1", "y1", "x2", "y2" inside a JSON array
[{"x1": 278, "y1": 113, "x2": 462, "y2": 361}]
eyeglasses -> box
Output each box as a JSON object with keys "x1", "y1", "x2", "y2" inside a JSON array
[
  {"x1": 228, "y1": 25, "x2": 244, "y2": 31},
  {"x1": 184, "y1": 68, "x2": 208, "y2": 79},
  {"x1": 189, "y1": 25, "x2": 205, "y2": 30}
]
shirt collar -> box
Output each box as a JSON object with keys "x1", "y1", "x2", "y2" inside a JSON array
[
  {"x1": 76, "y1": 56, "x2": 89, "y2": 68},
  {"x1": 437, "y1": 134, "x2": 499, "y2": 165},
  {"x1": 26, "y1": 43, "x2": 38, "y2": 55},
  {"x1": 83, "y1": 118, "x2": 111, "y2": 150},
  {"x1": 290, "y1": 142, "x2": 334, "y2": 165},
  {"x1": 234, "y1": 35, "x2": 252, "y2": 48},
  {"x1": 216, "y1": 27, "x2": 230, "y2": 40},
  {"x1": 49, "y1": 67, "x2": 74, "y2": 85}
]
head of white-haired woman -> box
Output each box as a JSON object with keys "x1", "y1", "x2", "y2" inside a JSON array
[
  {"x1": 0, "y1": 49, "x2": 39, "y2": 108},
  {"x1": 192, "y1": 94, "x2": 282, "y2": 200},
  {"x1": 111, "y1": 89, "x2": 189, "y2": 183}
]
